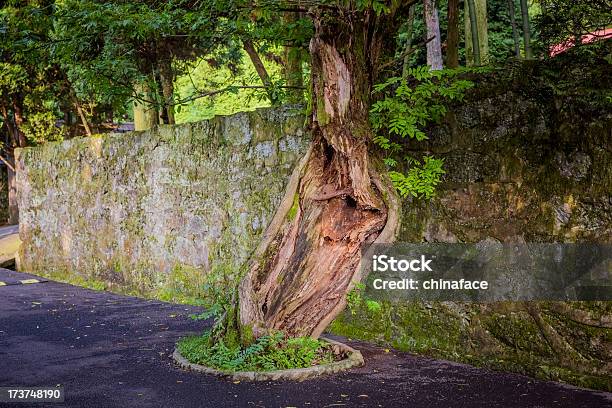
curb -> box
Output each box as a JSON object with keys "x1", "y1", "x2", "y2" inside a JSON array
[
  {"x1": 172, "y1": 337, "x2": 364, "y2": 382},
  {"x1": 0, "y1": 278, "x2": 46, "y2": 286}
]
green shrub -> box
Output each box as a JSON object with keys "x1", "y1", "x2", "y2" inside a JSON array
[
  {"x1": 177, "y1": 330, "x2": 335, "y2": 372},
  {"x1": 370, "y1": 66, "x2": 486, "y2": 199}
]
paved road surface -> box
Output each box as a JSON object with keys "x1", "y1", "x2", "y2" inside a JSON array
[
  {"x1": 0, "y1": 224, "x2": 20, "y2": 267},
  {"x1": 0, "y1": 224, "x2": 18, "y2": 239},
  {"x1": 0, "y1": 269, "x2": 610, "y2": 408}
]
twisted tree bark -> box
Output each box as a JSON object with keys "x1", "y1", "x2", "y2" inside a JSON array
[{"x1": 237, "y1": 8, "x2": 400, "y2": 341}]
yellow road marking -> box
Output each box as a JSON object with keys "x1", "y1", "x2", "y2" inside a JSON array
[
  {"x1": 20, "y1": 279, "x2": 40, "y2": 284},
  {"x1": 0, "y1": 281, "x2": 6, "y2": 286}
]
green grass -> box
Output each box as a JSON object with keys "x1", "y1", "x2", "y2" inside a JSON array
[{"x1": 177, "y1": 331, "x2": 336, "y2": 372}]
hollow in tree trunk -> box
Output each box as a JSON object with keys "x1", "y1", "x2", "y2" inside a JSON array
[{"x1": 236, "y1": 9, "x2": 400, "y2": 341}]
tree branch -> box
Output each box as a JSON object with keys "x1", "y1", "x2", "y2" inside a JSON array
[
  {"x1": 243, "y1": 39, "x2": 276, "y2": 103},
  {"x1": 172, "y1": 85, "x2": 304, "y2": 106},
  {"x1": 0, "y1": 154, "x2": 15, "y2": 173},
  {"x1": 379, "y1": 36, "x2": 435, "y2": 72},
  {"x1": 73, "y1": 95, "x2": 92, "y2": 137}
]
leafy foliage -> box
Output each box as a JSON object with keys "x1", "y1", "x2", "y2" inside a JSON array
[
  {"x1": 387, "y1": 156, "x2": 445, "y2": 199},
  {"x1": 370, "y1": 66, "x2": 480, "y2": 199},
  {"x1": 177, "y1": 330, "x2": 335, "y2": 372},
  {"x1": 173, "y1": 51, "x2": 285, "y2": 123},
  {"x1": 51, "y1": 0, "x2": 241, "y2": 110},
  {"x1": 21, "y1": 110, "x2": 66, "y2": 144},
  {"x1": 0, "y1": 2, "x2": 67, "y2": 146},
  {"x1": 534, "y1": 0, "x2": 611, "y2": 53},
  {"x1": 188, "y1": 260, "x2": 239, "y2": 323},
  {"x1": 346, "y1": 282, "x2": 382, "y2": 315},
  {"x1": 346, "y1": 282, "x2": 366, "y2": 315}
]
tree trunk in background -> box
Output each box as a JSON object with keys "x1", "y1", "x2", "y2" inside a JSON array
[
  {"x1": 7, "y1": 160, "x2": 18, "y2": 225},
  {"x1": 74, "y1": 97, "x2": 92, "y2": 137},
  {"x1": 243, "y1": 39, "x2": 276, "y2": 104},
  {"x1": 402, "y1": 4, "x2": 417, "y2": 77},
  {"x1": 283, "y1": 12, "x2": 304, "y2": 104},
  {"x1": 519, "y1": 0, "x2": 532, "y2": 59},
  {"x1": 1, "y1": 110, "x2": 19, "y2": 225},
  {"x1": 12, "y1": 101, "x2": 27, "y2": 148},
  {"x1": 158, "y1": 59, "x2": 176, "y2": 125},
  {"x1": 424, "y1": 0, "x2": 443, "y2": 70},
  {"x1": 465, "y1": 0, "x2": 489, "y2": 66},
  {"x1": 133, "y1": 80, "x2": 158, "y2": 131},
  {"x1": 446, "y1": 0, "x2": 460, "y2": 68},
  {"x1": 237, "y1": 8, "x2": 400, "y2": 341},
  {"x1": 506, "y1": 0, "x2": 521, "y2": 57},
  {"x1": 6, "y1": 100, "x2": 27, "y2": 225},
  {"x1": 0, "y1": 105, "x2": 19, "y2": 149}
]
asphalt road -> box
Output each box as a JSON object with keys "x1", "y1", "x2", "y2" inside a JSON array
[
  {"x1": 0, "y1": 268, "x2": 610, "y2": 408},
  {"x1": 0, "y1": 225, "x2": 20, "y2": 268},
  {"x1": 0, "y1": 225, "x2": 18, "y2": 240}
]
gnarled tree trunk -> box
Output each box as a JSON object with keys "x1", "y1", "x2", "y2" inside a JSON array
[{"x1": 237, "y1": 9, "x2": 400, "y2": 341}]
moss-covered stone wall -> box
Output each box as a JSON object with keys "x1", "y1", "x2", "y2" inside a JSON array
[
  {"x1": 331, "y1": 56, "x2": 611, "y2": 391},
  {"x1": 16, "y1": 106, "x2": 309, "y2": 302}
]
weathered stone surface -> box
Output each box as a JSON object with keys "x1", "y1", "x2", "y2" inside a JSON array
[
  {"x1": 331, "y1": 58, "x2": 612, "y2": 391},
  {"x1": 16, "y1": 106, "x2": 309, "y2": 300}
]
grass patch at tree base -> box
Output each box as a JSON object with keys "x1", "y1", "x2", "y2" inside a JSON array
[{"x1": 176, "y1": 331, "x2": 344, "y2": 372}]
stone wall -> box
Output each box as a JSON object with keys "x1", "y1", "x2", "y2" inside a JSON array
[
  {"x1": 331, "y1": 57, "x2": 612, "y2": 390},
  {"x1": 16, "y1": 106, "x2": 309, "y2": 301}
]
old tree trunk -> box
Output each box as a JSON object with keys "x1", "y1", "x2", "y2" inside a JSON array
[{"x1": 235, "y1": 8, "x2": 400, "y2": 342}]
